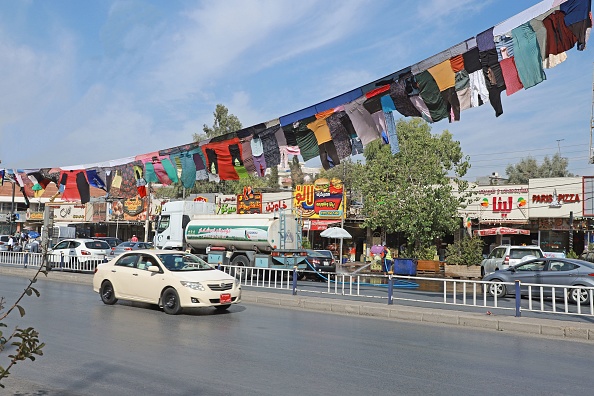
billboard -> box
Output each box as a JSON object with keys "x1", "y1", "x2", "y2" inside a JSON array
[{"x1": 294, "y1": 178, "x2": 345, "y2": 219}]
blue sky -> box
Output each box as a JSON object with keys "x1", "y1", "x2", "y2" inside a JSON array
[{"x1": 0, "y1": 0, "x2": 592, "y2": 181}]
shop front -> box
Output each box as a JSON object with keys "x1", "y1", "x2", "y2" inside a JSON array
[
  {"x1": 460, "y1": 184, "x2": 533, "y2": 254},
  {"x1": 529, "y1": 177, "x2": 583, "y2": 255}
]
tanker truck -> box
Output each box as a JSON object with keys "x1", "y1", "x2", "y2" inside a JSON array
[{"x1": 154, "y1": 201, "x2": 310, "y2": 272}]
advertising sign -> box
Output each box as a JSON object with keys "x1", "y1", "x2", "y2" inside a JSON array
[
  {"x1": 294, "y1": 178, "x2": 345, "y2": 219},
  {"x1": 237, "y1": 187, "x2": 262, "y2": 214}
]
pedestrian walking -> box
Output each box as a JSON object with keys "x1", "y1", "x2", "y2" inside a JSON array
[
  {"x1": 7, "y1": 235, "x2": 14, "y2": 251},
  {"x1": 384, "y1": 246, "x2": 393, "y2": 273},
  {"x1": 131, "y1": 235, "x2": 138, "y2": 242}
]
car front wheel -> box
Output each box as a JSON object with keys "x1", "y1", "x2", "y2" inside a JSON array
[
  {"x1": 162, "y1": 288, "x2": 182, "y2": 315},
  {"x1": 488, "y1": 280, "x2": 506, "y2": 298},
  {"x1": 569, "y1": 286, "x2": 591, "y2": 305},
  {"x1": 100, "y1": 281, "x2": 118, "y2": 305}
]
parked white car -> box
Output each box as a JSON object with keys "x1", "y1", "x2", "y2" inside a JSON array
[
  {"x1": 481, "y1": 245, "x2": 544, "y2": 277},
  {"x1": 49, "y1": 238, "x2": 112, "y2": 267},
  {"x1": 93, "y1": 250, "x2": 241, "y2": 314}
]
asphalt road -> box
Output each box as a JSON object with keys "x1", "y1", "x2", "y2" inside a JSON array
[{"x1": 1, "y1": 275, "x2": 594, "y2": 396}]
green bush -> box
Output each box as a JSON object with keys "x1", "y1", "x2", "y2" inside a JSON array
[
  {"x1": 412, "y1": 245, "x2": 437, "y2": 260},
  {"x1": 445, "y1": 237, "x2": 484, "y2": 266},
  {"x1": 566, "y1": 250, "x2": 578, "y2": 259}
]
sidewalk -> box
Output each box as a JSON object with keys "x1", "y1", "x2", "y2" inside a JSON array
[{"x1": 2, "y1": 265, "x2": 594, "y2": 342}]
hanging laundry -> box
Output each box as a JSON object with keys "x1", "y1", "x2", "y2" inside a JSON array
[
  {"x1": 27, "y1": 172, "x2": 52, "y2": 198},
  {"x1": 76, "y1": 171, "x2": 91, "y2": 204},
  {"x1": 189, "y1": 147, "x2": 208, "y2": 181},
  {"x1": 480, "y1": 48, "x2": 506, "y2": 117},
  {"x1": 414, "y1": 71, "x2": 449, "y2": 123},
  {"x1": 228, "y1": 144, "x2": 248, "y2": 179},
  {"x1": 133, "y1": 165, "x2": 147, "y2": 198},
  {"x1": 325, "y1": 111, "x2": 354, "y2": 160},
  {"x1": 282, "y1": 117, "x2": 320, "y2": 162},
  {"x1": 59, "y1": 170, "x2": 83, "y2": 202},
  {"x1": 178, "y1": 151, "x2": 197, "y2": 188},
  {"x1": 387, "y1": 76, "x2": 422, "y2": 117},
  {"x1": 500, "y1": 57, "x2": 524, "y2": 95},
  {"x1": 85, "y1": 169, "x2": 107, "y2": 191},
  {"x1": 455, "y1": 70, "x2": 471, "y2": 110},
  {"x1": 450, "y1": 54, "x2": 465, "y2": 73},
  {"x1": 560, "y1": 0, "x2": 592, "y2": 50},
  {"x1": 236, "y1": 126, "x2": 256, "y2": 173},
  {"x1": 259, "y1": 125, "x2": 282, "y2": 168},
  {"x1": 318, "y1": 141, "x2": 341, "y2": 170},
  {"x1": 477, "y1": 27, "x2": 496, "y2": 51},
  {"x1": 161, "y1": 157, "x2": 179, "y2": 184},
  {"x1": 462, "y1": 47, "x2": 482, "y2": 73},
  {"x1": 380, "y1": 95, "x2": 400, "y2": 154},
  {"x1": 201, "y1": 137, "x2": 242, "y2": 180},
  {"x1": 469, "y1": 70, "x2": 490, "y2": 108},
  {"x1": 351, "y1": 137, "x2": 364, "y2": 156},
  {"x1": 343, "y1": 97, "x2": 382, "y2": 146},
  {"x1": 495, "y1": 33, "x2": 515, "y2": 61},
  {"x1": 279, "y1": 145, "x2": 301, "y2": 169},
  {"x1": 512, "y1": 22, "x2": 547, "y2": 89},
  {"x1": 362, "y1": 90, "x2": 388, "y2": 137}
]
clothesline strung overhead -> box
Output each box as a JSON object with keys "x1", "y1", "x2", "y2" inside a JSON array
[{"x1": 1, "y1": 0, "x2": 591, "y2": 204}]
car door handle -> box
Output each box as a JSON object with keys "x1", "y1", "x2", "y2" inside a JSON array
[
  {"x1": 111, "y1": 270, "x2": 117, "y2": 273},
  {"x1": 133, "y1": 273, "x2": 138, "y2": 276}
]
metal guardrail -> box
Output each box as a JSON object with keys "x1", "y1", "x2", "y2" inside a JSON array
[
  {"x1": 0, "y1": 251, "x2": 107, "y2": 273},
  {"x1": 2, "y1": 253, "x2": 593, "y2": 318},
  {"x1": 216, "y1": 264, "x2": 594, "y2": 318}
]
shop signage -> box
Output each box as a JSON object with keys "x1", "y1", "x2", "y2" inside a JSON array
[
  {"x1": 53, "y1": 204, "x2": 88, "y2": 222},
  {"x1": 26, "y1": 210, "x2": 44, "y2": 221},
  {"x1": 532, "y1": 193, "x2": 580, "y2": 204},
  {"x1": 294, "y1": 178, "x2": 344, "y2": 219},
  {"x1": 123, "y1": 197, "x2": 145, "y2": 216},
  {"x1": 237, "y1": 188, "x2": 262, "y2": 214}
]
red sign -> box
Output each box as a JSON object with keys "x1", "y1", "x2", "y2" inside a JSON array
[{"x1": 532, "y1": 194, "x2": 580, "y2": 204}]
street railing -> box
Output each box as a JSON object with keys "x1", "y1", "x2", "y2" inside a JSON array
[
  {"x1": 0, "y1": 251, "x2": 107, "y2": 272},
  {"x1": 2, "y1": 253, "x2": 593, "y2": 318}
]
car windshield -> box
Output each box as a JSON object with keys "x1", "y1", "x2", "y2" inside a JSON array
[
  {"x1": 316, "y1": 250, "x2": 333, "y2": 258},
  {"x1": 510, "y1": 249, "x2": 543, "y2": 259},
  {"x1": 157, "y1": 253, "x2": 214, "y2": 271},
  {"x1": 305, "y1": 250, "x2": 326, "y2": 258}
]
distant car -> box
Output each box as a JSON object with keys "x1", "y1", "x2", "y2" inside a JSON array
[
  {"x1": 480, "y1": 245, "x2": 544, "y2": 277},
  {"x1": 580, "y1": 251, "x2": 594, "y2": 263},
  {"x1": 483, "y1": 257, "x2": 594, "y2": 304},
  {"x1": 94, "y1": 237, "x2": 123, "y2": 249},
  {"x1": 0, "y1": 235, "x2": 10, "y2": 251},
  {"x1": 93, "y1": 250, "x2": 241, "y2": 314},
  {"x1": 49, "y1": 238, "x2": 112, "y2": 266},
  {"x1": 315, "y1": 250, "x2": 337, "y2": 265},
  {"x1": 306, "y1": 249, "x2": 335, "y2": 274},
  {"x1": 111, "y1": 241, "x2": 154, "y2": 256}
]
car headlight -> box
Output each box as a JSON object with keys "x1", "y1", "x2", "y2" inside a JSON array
[
  {"x1": 180, "y1": 281, "x2": 205, "y2": 291},
  {"x1": 235, "y1": 278, "x2": 240, "y2": 288}
]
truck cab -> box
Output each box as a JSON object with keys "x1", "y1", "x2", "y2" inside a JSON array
[{"x1": 154, "y1": 201, "x2": 216, "y2": 250}]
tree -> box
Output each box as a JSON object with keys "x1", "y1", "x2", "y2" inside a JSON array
[
  {"x1": 268, "y1": 165, "x2": 279, "y2": 189},
  {"x1": 445, "y1": 237, "x2": 484, "y2": 266},
  {"x1": 356, "y1": 118, "x2": 472, "y2": 250},
  {"x1": 193, "y1": 104, "x2": 242, "y2": 142},
  {"x1": 289, "y1": 156, "x2": 304, "y2": 188},
  {"x1": 318, "y1": 158, "x2": 364, "y2": 199},
  {"x1": 505, "y1": 153, "x2": 574, "y2": 184}
]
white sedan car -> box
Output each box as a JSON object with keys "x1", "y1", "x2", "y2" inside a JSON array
[{"x1": 93, "y1": 250, "x2": 241, "y2": 314}]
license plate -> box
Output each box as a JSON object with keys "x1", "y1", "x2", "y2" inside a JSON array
[{"x1": 220, "y1": 293, "x2": 232, "y2": 304}]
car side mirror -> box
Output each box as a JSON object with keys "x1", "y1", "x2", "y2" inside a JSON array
[
  {"x1": 509, "y1": 267, "x2": 516, "y2": 273},
  {"x1": 148, "y1": 265, "x2": 160, "y2": 273}
]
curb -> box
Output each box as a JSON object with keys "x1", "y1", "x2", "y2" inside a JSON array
[{"x1": 2, "y1": 265, "x2": 594, "y2": 342}]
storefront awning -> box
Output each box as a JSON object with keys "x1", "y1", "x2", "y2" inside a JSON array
[{"x1": 473, "y1": 227, "x2": 531, "y2": 236}]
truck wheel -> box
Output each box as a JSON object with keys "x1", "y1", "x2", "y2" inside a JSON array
[{"x1": 231, "y1": 255, "x2": 252, "y2": 279}]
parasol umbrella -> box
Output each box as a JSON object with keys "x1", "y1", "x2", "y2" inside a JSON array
[
  {"x1": 27, "y1": 231, "x2": 40, "y2": 239},
  {"x1": 320, "y1": 227, "x2": 352, "y2": 239},
  {"x1": 370, "y1": 244, "x2": 384, "y2": 254}
]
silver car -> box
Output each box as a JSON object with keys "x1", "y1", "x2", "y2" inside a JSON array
[
  {"x1": 111, "y1": 241, "x2": 154, "y2": 256},
  {"x1": 481, "y1": 245, "x2": 544, "y2": 277},
  {"x1": 483, "y1": 257, "x2": 594, "y2": 304}
]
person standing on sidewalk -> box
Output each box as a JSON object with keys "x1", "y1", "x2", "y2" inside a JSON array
[{"x1": 131, "y1": 235, "x2": 138, "y2": 242}]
